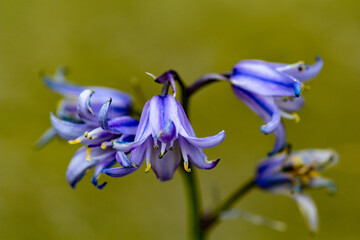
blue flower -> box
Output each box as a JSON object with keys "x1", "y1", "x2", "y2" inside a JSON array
[
  {"x1": 230, "y1": 58, "x2": 323, "y2": 154},
  {"x1": 255, "y1": 148, "x2": 338, "y2": 232},
  {"x1": 39, "y1": 67, "x2": 138, "y2": 189},
  {"x1": 104, "y1": 94, "x2": 226, "y2": 181}
]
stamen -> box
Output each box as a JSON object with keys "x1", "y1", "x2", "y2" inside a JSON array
[
  {"x1": 280, "y1": 110, "x2": 300, "y2": 123},
  {"x1": 159, "y1": 150, "x2": 167, "y2": 159},
  {"x1": 86, "y1": 148, "x2": 91, "y2": 162},
  {"x1": 184, "y1": 162, "x2": 191, "y2": 172},
  {"x1": 84, "y1": 131, "x2": 89, "y2": 138},
  {"x1": 145, "y1": 72, "x2": 157, "y2": 79},
  {"x1": 293, "y1": 113, "x2": 300, "y2": 123},
  {"x1": 276, "y1": 61, "x2": 305, "y2": 72},
  {"x1": 145, "y1": 162, "x2": 151, "y2": 173},
  {"x1": 68, "y1": 138, "x2": 81, "y2": 144},
  {"x1": 101, "y1": 142, "x2": 107, "y2": 150},
  {"x1": 160, "y1": 142, "x2": 167, "y2": 155},
  {"x1": 169, "y1": 140, "x2": 174, "y2": 151},
  {"x1": 153, "y1": 137, "x2": 159, "y2": 149}
]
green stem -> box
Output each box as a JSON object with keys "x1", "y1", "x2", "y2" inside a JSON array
[
  {"x1": 202, "y1": 178, "x2": 256, "y2": 232},
  {"x1": 180, "y1": 167, "x2": 204, "y2": 240}
]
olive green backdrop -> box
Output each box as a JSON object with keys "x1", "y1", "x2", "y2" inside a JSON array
[{"x1": 0, "y1": 0, "x2": 359, "y2": 239}]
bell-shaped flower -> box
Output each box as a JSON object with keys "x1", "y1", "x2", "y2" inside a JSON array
[
  {"x1": 104, "y1": 94, "x2": 226, "y2": 181},
  {"x1": 255, "y1": 148, "x2": 339, "y2": 232},
  {"x1": 51, "y1": 90, "x2": 138, "y2": 189},
  {"x1": 39, "y1": 68, "x2": 139, "y2": 189},
  {"x1": 230, "y1": 57, "x2": 323, "y2": 154},
  {"x1": 37, "y1": 67, "x2": 134, "y2": 147}
]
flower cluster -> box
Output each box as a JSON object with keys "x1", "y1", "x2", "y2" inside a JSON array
[
  {"x1": 39, "y1": 56, "x2": 338, "y2": 234},
  {"x1": 41, "y1": 68, "x2": 138, "y2": 189},
  {"x1": 255, "y1": 148, "x2": 338, "y2": 232},
  {"x1": 40, "y1": 67, "x2": 225, "y2": 188}
]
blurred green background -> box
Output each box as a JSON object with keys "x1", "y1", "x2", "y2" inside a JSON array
[{"x1": 0, "y1": 0, "x2": 359, "y2": 239}]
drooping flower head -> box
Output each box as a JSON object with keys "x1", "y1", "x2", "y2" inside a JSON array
[
  {"x1": 229, "y1": 58, "x2": 323, "y2": 154},
  {"x1": 38, "y1": 67, "x2": 138, "y2": 189},
  {"x1": 255, "y1": 148, "x2": 338, "y2": 232},
  {"x1": 104, "y1": 94, "x2": 226, "y2": 181}
]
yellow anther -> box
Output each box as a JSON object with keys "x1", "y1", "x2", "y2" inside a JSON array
[
  {"x1": 288, "y1": 96, "x2": 294, "y2": 101},
  {"x1": 86, "y1": 148, "x2": 92, "y2": 162},
  {"x1": 292, "y1": 113, "x2": 300, "y2": 123},
  {"x1": 159, "y1": 150, "x2": 167, "y2": 159},
  {"x1": 289, "y1": 155, "x2": 304, "y2": 168},
  {"x1": 145, "y1": 162, "x2": 151, "y2": 173},
  {"x1": 184, "y1": 162, "x2": 191, "y2": 172},
  {"x1": 68, "y1": 138, "x2": 81, "y2": 144},
  {"x1": 101, "y1": 142, "x2": 107, "y2": 150},
  {"x1": 84, "y1": 131, "x2": 89, "y2": 137},
  {"x1": 154, "y1": 145, "x2": 159, "y2": 150}
]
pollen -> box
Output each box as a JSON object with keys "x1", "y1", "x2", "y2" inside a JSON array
[
  {"x1": 184, "y1": 162, "x2": 191, "y2": 172},
  {"x1": 84, "y1": 131, "x2": 89, "y2": 137},
  {"x1": 101, "y1": 142, "x2": 107, "y2": 150},
  {"x1": 293, "y1": 113, "x2": 300, "y2": 123},
  {"x1": 86, "y1": 147, "x2": 92, "y2": 161},
  {"x1": 145, "y1": 162, "x2": 151, "y2": 173},
  {"x1": 68, "y1": 138, "x2": 81, "y2": 144}
]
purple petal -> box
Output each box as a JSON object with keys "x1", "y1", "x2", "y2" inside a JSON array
[
  {"x1": 66, "y1": 147, "x2": 98, "y2": 188},
  {"x1": 257, "y1": 152, "x2": 288, "y2": 177},
  {"x1": 91, "y1": 158, "x2": 116, "y2": 189},
  {"x1": 98, "y1": 99, "x2": 138, "y2": 135},
  {"x1": 277, "y1": 57, "x2": 323, "y2": 82},
  {"x1": 271, "y1": 122, "x2": 287, "y2": 155},
  {"x1": 182, "y1": 130, "x2": 225, "y2": 149},
  {"x1": 157, "y1": 120, "x2": 177, "y2": 143},
  {"x1": 43, "y1": 76, "x2": 85, "y2": 97},
  {"x1": 178, "y1": 137, "x2": 219, "y2": 170},
  {"x1": 151, "y1": 142, "x2": 181, "y2": 181},
  {"x1": 56, "y1": 99, "x2": 81, "y2": 122},
  {"x1": 256, "y1": 172, "x2": 295, "y2": 195},
  {"x1": 175, "y1": 99, "x2": 196, "y2": 137},
  {"x1": 134, "y1": 100, "x2": 152, "y2": 141},
  {"x1": 112, "y1": 136, "x2": 148, "y2": 152},
  {"x1": 232, "y1": 86, "x2": 281, "y2": 134},
  {"x1": 115, "y1": 151, "x2": 138, "y2": 168},
  {"x1": 35, "y1": 127, "x2": 57, "y2": 149},
  {"x1": 308, "y1": 177, "x2": 336, "y2": 193},
  {"x1": 275, "y1": 96, "x2": 305, "y2": 113},
  {"x1": 293, "y1": 193, "x2": 318, "y2": 233},
  {"x1": 148, "y1": 95, "x2": 179, "y2": 136},
  {"x1": 77, "y1": 89, "x2": 97, "y2": 124},
  {"x1": 50, "y1": 113, "x2": 93, "y2": 140},
  {"x1": 231, "y1": 60, "x2": 302, "y2": 97},
  {"x1": 103, "y1": 166, "x2": 138, "y2": 177}
]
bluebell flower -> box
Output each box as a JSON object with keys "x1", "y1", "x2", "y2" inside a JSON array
[
  {"x1": 230, "y1": 58, "x2": 323, "y2": 154},
  {"x1": 104, "y1": 94, "x2": 226, "y2": 181},
  {"x1": 39, "y1": 67, "x2": 138, "y2": 189},
  {"x1": 255, "y1": 148, "x2": 338, "y2": 232}
]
